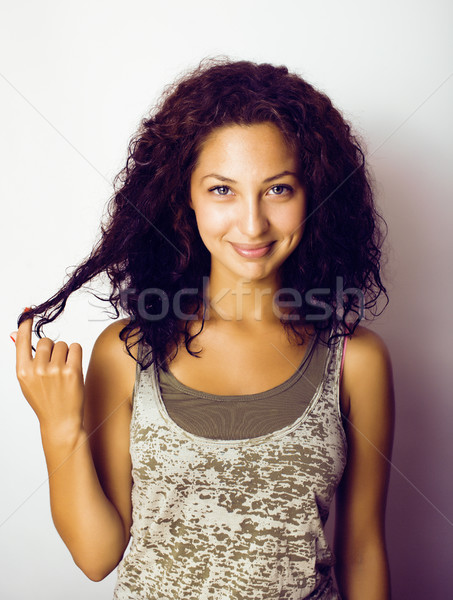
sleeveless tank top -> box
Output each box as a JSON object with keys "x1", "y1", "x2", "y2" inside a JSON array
[{"x1": 113, "y1": 327, "x2": 347, "y2": 600}]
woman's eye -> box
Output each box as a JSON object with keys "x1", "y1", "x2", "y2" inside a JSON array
[
  {"x1": 269, "y1": 185, "x2": 292, "y2": 195},
  {"x1": 210, "y1": 186, "x2": 231, "y2": 196},
  {"x1": 208, "y1": 184, "x2": 292, "y2": 197}
]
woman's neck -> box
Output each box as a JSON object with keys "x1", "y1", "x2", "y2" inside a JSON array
[{"x1": 203, "y1": 270, "x2": 285, "y2": 328}]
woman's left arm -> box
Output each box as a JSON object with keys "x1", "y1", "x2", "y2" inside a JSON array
[{"x1": 334, "y1": 325, "x2": 395, "y2": 600}]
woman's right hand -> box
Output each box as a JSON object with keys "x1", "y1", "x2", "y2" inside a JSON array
[{"x1": 12, "y1": 314, "x2": 85, "y2": 440}]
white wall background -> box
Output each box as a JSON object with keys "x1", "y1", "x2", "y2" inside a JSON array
[{"x1": 1, "y1": 1, "x2": 452, "y2": 598}]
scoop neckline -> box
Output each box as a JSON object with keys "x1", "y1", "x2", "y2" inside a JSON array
[
  {"x1": 148, "y1": 331, "x2": 335, "y2": 447},
  {"x1": 159, "y1": 332, "x2": 318, "y2": 402}
]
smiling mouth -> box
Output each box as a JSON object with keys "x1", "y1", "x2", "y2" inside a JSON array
[{"x1": 230, "y1": 242, "x2": 275, "y2": 258}]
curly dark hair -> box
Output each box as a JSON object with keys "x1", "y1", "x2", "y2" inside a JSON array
[{"x1": 18, "y1": 56, "x2": 388, "y2": 369}]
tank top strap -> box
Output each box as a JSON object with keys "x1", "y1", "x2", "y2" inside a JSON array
[
  {"x1": 318, "y1": 323, "x2": 347, "y2": 423},
  {"x1": 131, "y1": 336, "x2": 151, "y2": 412}
]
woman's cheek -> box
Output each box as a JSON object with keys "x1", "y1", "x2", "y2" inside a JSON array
[{"x1": 197, "y1": 205, "x2": 233, "y2": 238}]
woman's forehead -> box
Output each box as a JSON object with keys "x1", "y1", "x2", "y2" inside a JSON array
[{"x1": 194, "y1": 122, "x2": 298, "y2": 169}]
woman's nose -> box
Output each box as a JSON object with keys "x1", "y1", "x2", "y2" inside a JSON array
[{"x1": 237, "y1": 196, "x2": 269, "y2": 238}]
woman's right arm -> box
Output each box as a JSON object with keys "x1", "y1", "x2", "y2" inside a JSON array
[{"x1": 14, "y1": 316, "x2": 137, "y2": 581}]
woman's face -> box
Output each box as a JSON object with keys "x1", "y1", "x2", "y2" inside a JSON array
[{"x1": 189, "y1": 122, "x2": 307, "y2": 285}]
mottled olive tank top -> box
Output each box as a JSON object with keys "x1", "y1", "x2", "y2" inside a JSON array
[{"x1": 113, "y1": 328, "x2": 347, "y2": 599}]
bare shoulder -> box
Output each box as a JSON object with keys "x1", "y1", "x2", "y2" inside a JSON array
[
  {"x1": 344, "y1": 324, "x2": 392, "y2": 371},
  {"x1": 340, "y1": 324, "x2": 394, "y2": 418},
  {"x1": 93, "y1": 317, "x2": 140, "y2": 359},
  {"x1": 89, "y1": 318, "x2": 140, "y2": 404}
]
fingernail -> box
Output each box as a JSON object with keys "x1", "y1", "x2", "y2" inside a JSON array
[
  {"x1": 10, "y1": 332, "x2": 17, "y2": 343},
  {"x1": 24, "y1": 307, "x2": 31, "y2": 313}
]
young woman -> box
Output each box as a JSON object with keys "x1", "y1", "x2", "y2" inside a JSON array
[{"x1": 12, "y1": 58, "x2": 394, "y2": 599}]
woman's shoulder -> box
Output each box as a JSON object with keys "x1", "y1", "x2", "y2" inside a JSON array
[
  {"x1": 88, "y1": 318, "x2": 141, "y2": 406},
  {"x1": 344, "y1": 323, "x2": 391, "y2": 361},
  {"x1": 93, "y1": 318, "x2": 141, "y2": 359},
  {"x1": 340, "y1": 323, "x2": 393, "y2": 417}
]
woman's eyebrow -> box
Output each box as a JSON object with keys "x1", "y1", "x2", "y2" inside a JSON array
[{"x1": 201, "y1": 171, "x2": 298, "y2": 183}]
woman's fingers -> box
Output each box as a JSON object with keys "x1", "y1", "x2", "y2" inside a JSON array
[
  {"x1": 35, "y1": 337, "x2": 54, "y2": 367},
  {"x1": 13, "y1": 330, "x2": 84, "y2": 428},
  {"x1": 15, "y1": 314, "x2": 34, "y2": 369},
  {"x1": 49, "y1": 341, "x2": 69, "y2": 364},
  {"x1": 66, "y1": 343, "x2": 83, "y2": 371},
  {"x1": 12, "y1": 310, "x2": 85, "y2": 432},
  {"x1": 14, "y1": 317, "x2": 82, "y2": 372}
]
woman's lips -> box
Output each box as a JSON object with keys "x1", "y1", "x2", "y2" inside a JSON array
[{"x1": 230, "y1": 242, "x2": 275, "y2": 258}]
